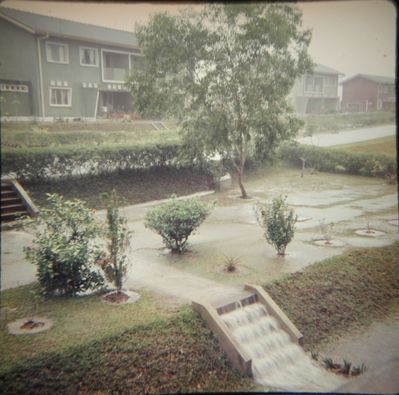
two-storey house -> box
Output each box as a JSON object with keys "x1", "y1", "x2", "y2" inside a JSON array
[
  {"x1": 340, "y1": 74, "x2": 395, "y2": 112},
  {"x1": 288, "y1": 63, "x2": 343, "y2": 114},
  {"x1": 0, "y1": 6, "x2": 140, "y2": 121}
]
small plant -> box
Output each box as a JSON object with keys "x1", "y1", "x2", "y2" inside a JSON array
[
  {"x1": 255, "y1": 195, "x2": 297, "y2": 256},
  {"x1": 351, "y1": 363, "x2": 367, "y2": 376},
  {"x1": 310, "y1": 351, "x2": 319, "y2": 361},
  {"x1": 24, "y1": 194, "x2": 104, "y2": 296},
  {"x1": 100, "y1": 191, "x2": 132, "y2": 292},
  {"x1": 224, "y1": 255, "x2": 240, "y2": 273},
  {"x1": 319, "y1": 219, "x2": 334, "y2": 244},
  {"x1": 322, "y1": 357, "x2": 340, "y2": 370},
  {"x1": 144, "y1": 196, "x2": 212, "y2": 253}
]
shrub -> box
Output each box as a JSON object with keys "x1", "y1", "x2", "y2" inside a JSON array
[
  {"x1": 255, "y1": 195, "x2": 297, "y2": 256},
  {"x1": 1, "y1": 142, "x2": 183, "y2": 182},
  {"x1": 144, "y1": 196, "x2": 212, "y2": 253},
  {"x1": 280, "y1": 142, "x2": 396, "y2": 178},
  {"x1": 24, "y1": 194, "x2": 104, "y2": 296},
  {"x1": 100, "y1": 191, "x2": 132, "y2": 291}
]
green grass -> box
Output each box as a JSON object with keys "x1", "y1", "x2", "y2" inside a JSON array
[
  {"x1": 302, "y1": 111, "x2": 395, "y2": 136},
  {"x1": 263, "y1": 242, "x2": 399, "y2": 350},
  {"x1": 0, "y1": 284, "x2": 178, "y2": 373},
  {"x1": 0, "y1": 302, "x2": 253, "y2": 394},
  {"x1": 333, "y1": 136, "x2": 397, "y2": 158}
]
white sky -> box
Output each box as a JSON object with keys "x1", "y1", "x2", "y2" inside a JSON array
[{"x1": 1, "y1": 0, "x2": 396, "y2": 79}]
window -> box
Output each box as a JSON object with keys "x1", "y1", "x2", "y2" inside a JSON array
[
  {"x1": 80, "y1": 47, "x2": 99, "y2": 66},
  {"x1": 46, "y1": 42, "x2": 69, "y2": 64},
  {"x1": 50, "y1": 87, "x2": 72, "y2": 106}
]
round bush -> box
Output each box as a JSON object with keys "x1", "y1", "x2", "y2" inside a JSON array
[{"x1": 144, "y1": 196, "x2": 212, "y2": 253}]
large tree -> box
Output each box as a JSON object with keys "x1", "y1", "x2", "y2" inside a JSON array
[{"x1": 127, "y1": 3, "x2": 312, "y2": 198}]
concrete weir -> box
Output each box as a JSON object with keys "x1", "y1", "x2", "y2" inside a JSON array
[
  {"x1": 192, "y1": 284, "x2": 344, "y2": 392},
  {"x1": 192, "y1": 284, "x2": 303, "y2": 377}
]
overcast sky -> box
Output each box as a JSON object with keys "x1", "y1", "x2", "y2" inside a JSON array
[{"x1": 1, "y1": 0, "x2": 396, "y2": 79}]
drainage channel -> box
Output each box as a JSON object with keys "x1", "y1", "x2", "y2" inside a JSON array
[{"x1": 193, "y1": 284, "x2": 345, "y2": 392}]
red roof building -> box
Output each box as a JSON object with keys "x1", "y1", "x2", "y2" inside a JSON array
[{"x1": 341, "y1": 74, "x2": 395, "y2": 112}]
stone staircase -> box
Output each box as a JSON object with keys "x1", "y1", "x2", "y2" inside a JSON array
[{"x1": 1, "y1": 179, "x2": 38, "y2": 227}]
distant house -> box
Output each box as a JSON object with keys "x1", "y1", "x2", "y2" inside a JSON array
[
  {"x1": 288, "y1": 63, "x2": 343, "y2": 114},
  {"x1": 340, "y1": 74, "x2": 395, "y2": 112},
  {"x1": 0, "y1": 7, "x2": 140, "y2": 121}
]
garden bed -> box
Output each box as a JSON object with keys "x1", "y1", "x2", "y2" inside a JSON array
[{"x1": 24, "y1": 167, "x2": 213, "y2": 209}]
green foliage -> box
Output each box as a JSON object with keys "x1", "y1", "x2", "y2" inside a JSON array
[
  {"x1": 127, "y1": 3, "x2": 312, "y2": 198},
  {"x1": 280, "y1": 142, "x2": 396, "y2": 178},
  {"x1": 255, "y1": 195, "x2": 297, "y2": 256},
  {"x1": 23, "y1": 194, "x2": 104, "y2": 296},
  {"x1": 144, "y1": 196, "x2": 212, "y2": 253},
  {"x1": 100, "y1": 191, "x2": 132, "y2": 291},
  {"x1": 2, "y1": 142, "x2": 183, "y2": 182}
]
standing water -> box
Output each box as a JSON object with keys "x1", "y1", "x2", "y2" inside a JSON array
[{"x1": 221, "y1": 302, "x2": 345, "y2": 392}]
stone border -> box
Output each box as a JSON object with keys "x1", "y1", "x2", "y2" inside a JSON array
[
  {"x1": 314, "y1": 239, "x2": 345, "y2": 247},
  {"x1": 7, "y1": 317, "x2": 53, "y2": 335},
  {"x1": 355, "y1": 229, "x2": 386, "y2": 237}
]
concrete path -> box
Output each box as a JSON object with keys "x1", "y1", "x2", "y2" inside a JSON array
[{"x1": 297, "y1": 124, "x2": 396, "y2": 147}]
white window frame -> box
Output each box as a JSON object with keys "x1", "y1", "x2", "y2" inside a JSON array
[
  {"x1": 101, "y1": 48, "x2": 141, "y2": 83},
  {"x1": 46, "y1": 41, "x2": 69, "y2": 64},
  {"x1": 49, "y1": 87, "x2": 72, "y2": 107},
  {"x1": 79, "y1": 46, "x2": 99, "y2": 67}
]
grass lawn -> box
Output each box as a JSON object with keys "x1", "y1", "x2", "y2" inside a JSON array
[
  {"x1": 0, "y1": 285, "x2": 179, "y2": 373},
  {"x1": 1, "y1": 244, "x2": 397, "y2": 393},
  {"x1": 301, "y1": 111, "x2": 395, "y2": 136},
  {"x1": 264, "y1": 242, "x2": 399, "y2": 350},
  {"x1": 0, "y1": 290, "x2": 253, "y2": 394},
  {"x1": 333, "y1": 136, "x2": 397, "y2": 158},
  {"x1": 1, "y1": 122, "x2": 180, "y2": 149}
]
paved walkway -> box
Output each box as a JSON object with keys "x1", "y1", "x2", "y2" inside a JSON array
[{"x1": 297, "y1": 124, "x2": 396, "y2": 147}]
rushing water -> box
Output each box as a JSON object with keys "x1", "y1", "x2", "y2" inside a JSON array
[{"x1": 221, "y1": 302, "x2": 345, "y2": 392}]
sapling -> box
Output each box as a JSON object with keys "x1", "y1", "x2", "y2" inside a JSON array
[
  {"x1": 101, "y1": 191, "x2": 132, "y2": 292},
  {"x1": 255, "y1": 195, "x2": 297, "y2": 256}
]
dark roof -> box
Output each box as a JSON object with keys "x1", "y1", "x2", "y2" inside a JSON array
[
  {"x1": 314, "y1": 63, "x2": 343, "y2": 76},
  {"x1": 0, "y1": 6, "x2": 138, "y2": 49},
  {"x1": 341, "y1": 73, "x2": 395, "y2": 85}
]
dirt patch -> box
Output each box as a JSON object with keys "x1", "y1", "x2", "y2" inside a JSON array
[
  {"x1": 7, "y1": 317, "x2": 53, "y2": 335},
  {"x1": 102, "y1": 290, "x2": 141, "y2": 305},
  {"x1": 25, "y1": 167, "x2": 213, "y2": 209}
]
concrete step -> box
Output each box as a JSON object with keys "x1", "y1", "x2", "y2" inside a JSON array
[
  {"x1": 1, "y1": 210, "x2": 28, "y2": 221},
  {"x1": 1, "y1": 203, "x2": 27, "y2": 214}
]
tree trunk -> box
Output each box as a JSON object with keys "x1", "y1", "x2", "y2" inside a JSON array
[{"x1": 237, "y1": 168, "x2": 248, "y2": 199}]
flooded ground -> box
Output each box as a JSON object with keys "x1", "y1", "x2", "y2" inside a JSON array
[{"x1": 2, "y1": 167, "x2": 398, "y2": 296}]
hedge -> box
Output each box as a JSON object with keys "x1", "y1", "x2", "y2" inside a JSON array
[
  {"x1": 280, "y1": 142, "x2": 396, "y2": 178},
  {"x1": 1, "y1": 142, "x2": 184, "y2": 182}
]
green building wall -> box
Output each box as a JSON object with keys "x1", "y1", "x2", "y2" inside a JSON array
[{"x1": 0, "y1": 19, "x2": 40, "y2": 117}]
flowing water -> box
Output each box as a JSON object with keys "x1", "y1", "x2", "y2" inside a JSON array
[{"x1": 221, "y1": 302, "x2": 345, "y2": 392}]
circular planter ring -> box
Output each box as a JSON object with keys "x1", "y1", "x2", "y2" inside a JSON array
[
  {"x1": 297, "y1": 216, "x2": 312, "y2": 223},
  {"x1": 355, "y1": 229, "x2": 386, "y2": 237},
  {"x1": 7, "y1": 317, "x2": 53, "y2": 335},
  {"x1": 313, "y1": 239, "x2": 345, "y2": 247},
  {"x1": 102, "y1": 290, "x2": 141, "y2": 305}
]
